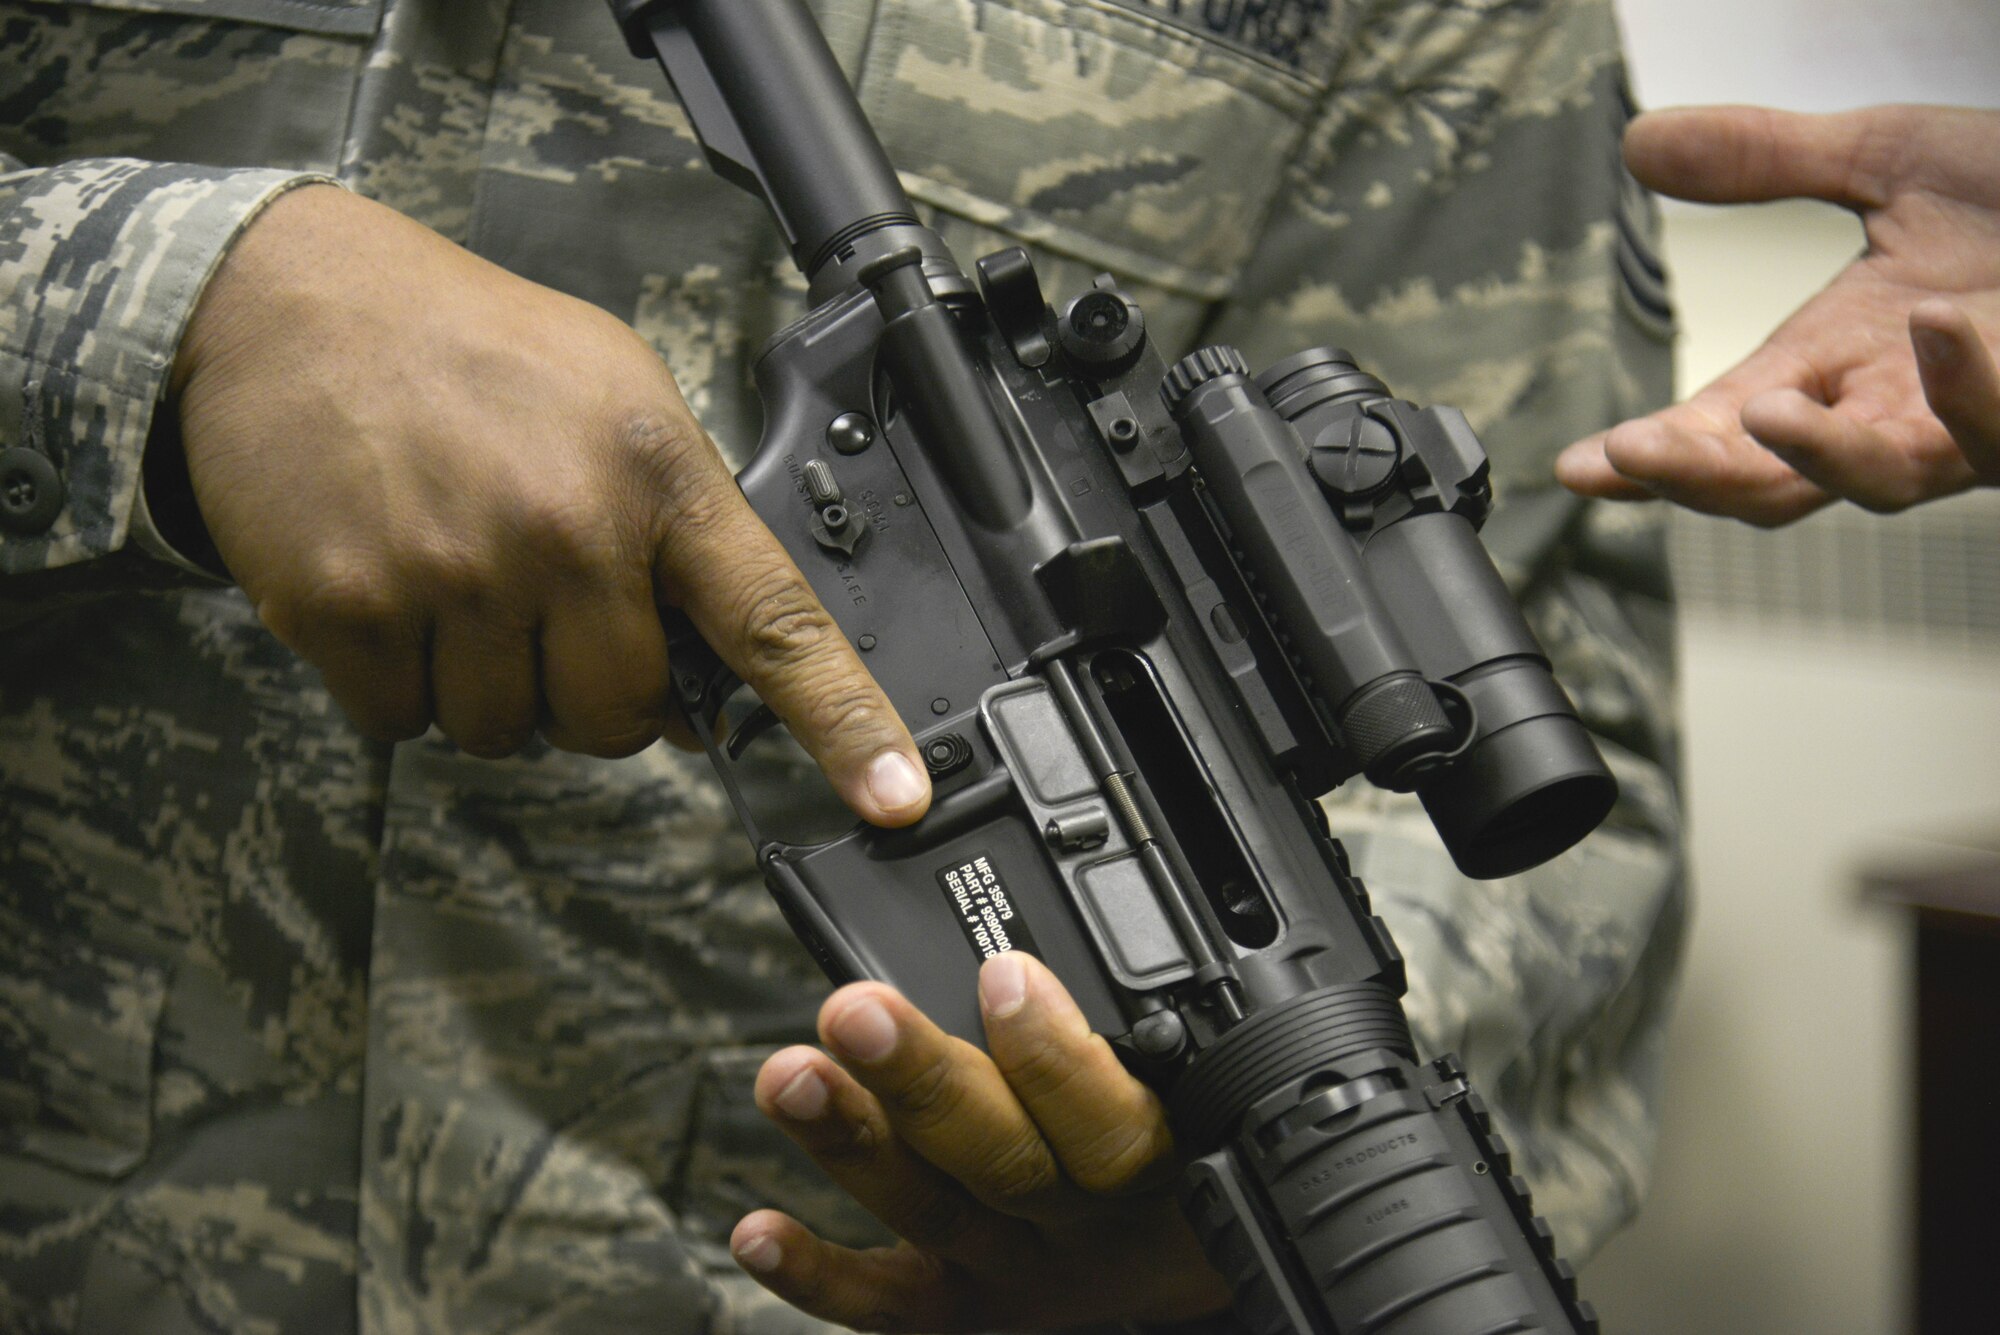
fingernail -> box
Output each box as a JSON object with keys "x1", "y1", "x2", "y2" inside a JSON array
[
  {"x1": 1915, "y1": 325, "x2": 1957, "y2": 367},
  {"x1": 773, "y1": 1067, "x2": 828, "y2": 1121},
  {"x1": 734, "y1": 1233, "x2": 782, "y2": 1274},
  {"x1": 865, "y1": 750, "x2": 928, "y2": 813},
  {"x1": 980, "y1": 952, "x2": 1029, "y2": 1018},
  {"x1": 829, "y1": 996, "x2": 897, "y2": 1062}
]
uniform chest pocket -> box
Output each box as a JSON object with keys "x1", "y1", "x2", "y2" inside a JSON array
[
  {"x1": 0, "y1": 912, "x2": 169, "y2": 1179},
  {"x1": 855, "y1": 0, "x2": 1340, "y2": 305},
  {"x1": 6, "y1": 0, "x2": 380, "y2": 171}
]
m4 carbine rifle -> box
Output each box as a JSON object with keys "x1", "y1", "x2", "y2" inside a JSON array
[{"x1": 610, "y1": 3, "x2": 1613, "y2": 1331}]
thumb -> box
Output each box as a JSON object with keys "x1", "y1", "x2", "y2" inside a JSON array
[
  {"x1": 654, "y1": 452, "x2": 931, "y2": 827},
  {"x1": 978, "y1": 952, "x2": 1177, "y2": 1196},
  {"x1": 1625, "y1": 105, "x2": 1893, "y2": 209},
  {"x1": 1912, "y1": 298, "x2": 2000, "y2": 481}
]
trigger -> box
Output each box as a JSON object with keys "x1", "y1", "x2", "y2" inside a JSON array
[{"x1": 724, "y1": 702, "x2": 786, "y2": 761}]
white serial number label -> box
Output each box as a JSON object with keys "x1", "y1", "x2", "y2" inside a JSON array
[{"x1": 935, "y1": 851, "x2": 1040, "y2": 962}]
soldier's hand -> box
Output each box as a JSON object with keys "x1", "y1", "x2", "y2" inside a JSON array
[
  {"x1": 1556, "y1": 104, "x2": 2000, "y2": 524},
  {"x1": 170, "y1": 185, "x2": 929, "y2": 825},
  {"x1": 733, "y1": 952, "x2": 1231, "y2": 1331}
]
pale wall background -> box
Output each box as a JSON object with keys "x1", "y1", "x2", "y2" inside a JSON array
[{"x1": 1582, "y1": 3, "x2": 2000, "y2": 1332}]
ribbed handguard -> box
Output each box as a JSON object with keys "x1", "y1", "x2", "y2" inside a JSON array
[{"x1": 1176, "y1": 1049, "x2": 1597, "y2": 1334}]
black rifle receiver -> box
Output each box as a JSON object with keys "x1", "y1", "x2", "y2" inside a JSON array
[{"x1": 611, "y1": 3, "x2": 1613, "y2": 1331}]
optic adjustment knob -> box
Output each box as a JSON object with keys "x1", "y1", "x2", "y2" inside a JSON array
[
  {"x1": 1308, "y1": 413, "x2": 1403, "y2": 501},
  {"x1": 1161, "y1": 346, "x2": 1249, "y2": 418}
]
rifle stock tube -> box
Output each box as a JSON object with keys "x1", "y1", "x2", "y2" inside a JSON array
[{"x1": 619, "y1": 0, "x2": 918, "y2": 279}]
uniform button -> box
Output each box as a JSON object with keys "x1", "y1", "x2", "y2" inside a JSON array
[{"x1": 0, "y1": 448, "x2": 65, "y2": 535}]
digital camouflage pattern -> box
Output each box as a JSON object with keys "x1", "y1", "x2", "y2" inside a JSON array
[
  {"x1": 0, "y1": 159, "x2": 319, "y2": 579},
  {"x1": 0, "y1": 1, "x2": 1683, "y2": 1330}
]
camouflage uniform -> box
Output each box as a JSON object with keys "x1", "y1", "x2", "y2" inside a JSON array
[{"x1": 0, "y1": 1, "x2": 1683, "y2": 1331}]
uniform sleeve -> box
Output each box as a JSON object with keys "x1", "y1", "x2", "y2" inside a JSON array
[
  {"x1": 1201, "y1": 0, "x2": 1686, "y2": 1264},
  {"x1": 0, "y1": 155, "x2": 333, "y2": 582}
]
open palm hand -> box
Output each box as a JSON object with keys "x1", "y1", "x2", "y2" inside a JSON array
[{"x1": 1557, "y1": 104, "x2": 2000, "y2": 525}]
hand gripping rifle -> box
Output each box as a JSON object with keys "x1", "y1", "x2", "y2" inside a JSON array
[{"x1": 610, "y1": 4, "x2": 1611, "y2": 1330}]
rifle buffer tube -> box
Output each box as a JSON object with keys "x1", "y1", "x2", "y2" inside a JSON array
[{"x1": 614, "y1": 0, "x2": 938, "y2": 296}]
